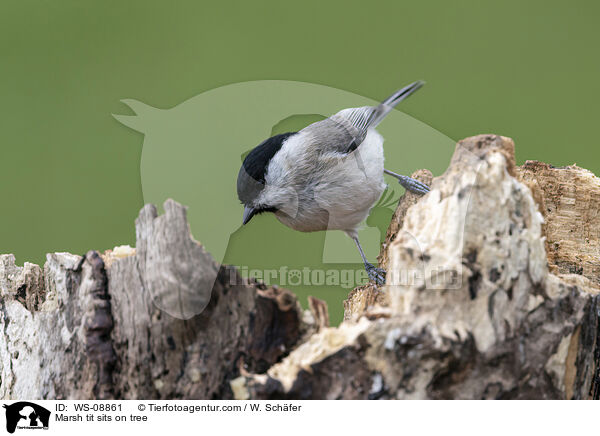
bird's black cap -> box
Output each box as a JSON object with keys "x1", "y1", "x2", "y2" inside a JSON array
[{"x1": 237, "y1": 132, "x2": 296, "y2": 205}]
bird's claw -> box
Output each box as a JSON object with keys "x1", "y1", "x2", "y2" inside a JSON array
[
  {"x1": 365, "y1": 262, "x2": 386, "y2": 285},
  {"x1": 397, "y1": 175, "x2": 430, "y2": 196}
]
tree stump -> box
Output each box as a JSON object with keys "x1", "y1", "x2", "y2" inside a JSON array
[{"x1": 1, "y1": 135, "x2": 598, "y2": 399}]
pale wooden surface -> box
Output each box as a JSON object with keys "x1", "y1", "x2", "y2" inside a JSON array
[{"x1": 1, "y1": 136, "x2": 598, "y2": 399}]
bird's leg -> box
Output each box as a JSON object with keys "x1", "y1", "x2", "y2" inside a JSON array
[
  {"x1": 384, "y1": 169, "x2": 430, "y2": 195},
  {"x1": 353, "y1": 236, "x2": 386, "y2": 285}
]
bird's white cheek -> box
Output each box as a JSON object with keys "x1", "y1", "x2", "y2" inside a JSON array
[{"x1": 260, "y1": 186, "x2": 299, "y2": 218}]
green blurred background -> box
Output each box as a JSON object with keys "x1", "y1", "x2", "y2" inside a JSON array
[{"x1": 1, "y1": 1, "x2": 599, "y2": 323}]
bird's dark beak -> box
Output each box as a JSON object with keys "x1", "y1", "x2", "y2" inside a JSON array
[{"x1": 242, "y1": 206, "x2": 257, "y2": 225}]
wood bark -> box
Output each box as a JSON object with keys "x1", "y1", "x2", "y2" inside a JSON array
[
  {"x1": 1, "y1": 134, "x2": 598, "y2": 399},
  {"x1": 0, "y1": 201, "x2": 314, "y2": 399},
  {"x1": 241, "y1": 135, "x2": 600, "y2": 399}
]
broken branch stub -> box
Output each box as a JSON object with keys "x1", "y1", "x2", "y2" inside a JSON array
[
  {"x1": 0, "y1": 200, "x2": 312, "y2": 399},
  {"x1": 242, "y1": 134, "x2": 600, "y2": 399}
]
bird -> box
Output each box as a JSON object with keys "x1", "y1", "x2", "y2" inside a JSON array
[{"x1": 236, "y1": 80, "x2": 430, "y2": 284}]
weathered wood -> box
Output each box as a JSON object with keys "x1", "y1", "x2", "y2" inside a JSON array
[
  {"x1": 241, "y1": 134, "x2": 600, "y2": 399},
  {"x1": 0, "y1": 200, "x2": 312, "y2": 399},
  {"x1": 1, "y1": 135, "x2": 598, "y2": 400},
  {"x1": 308, "y1": 296, "x2": 329, "y2": 332},
  {"x1": 517, "y1": 161, "x2": 600, "y2": 288}
]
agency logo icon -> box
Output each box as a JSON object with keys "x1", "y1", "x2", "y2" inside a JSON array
[
  {"x1": 113, "y1": 80, "x2": 458, "y2": 319},
  {"x1": 2, "y1": 402, "x2": 50, "y2": 433}
]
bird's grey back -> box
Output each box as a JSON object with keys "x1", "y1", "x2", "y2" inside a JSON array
[
  {"x1": 299, "y1": 114, "x2": 366, "y2": 155},
  {"x1": 300, "y1": 80, "x2": 425, "y2": 155}
]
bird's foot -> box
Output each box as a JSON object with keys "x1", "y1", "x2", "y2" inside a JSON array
[
  {"x1": 365, "y1": 262, "x2": 386, "y2": 285},
  {"x1": 397, "y1": 175, "x2": 430, "y2": 196}
]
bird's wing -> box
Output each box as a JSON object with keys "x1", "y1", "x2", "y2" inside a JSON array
[
  {"x1": 299, "y1": 107, "x2": 377, "y2": 154},
  {"x1": 330, "y1": 106, "x2": 383, "y2": 152},
  {"x1": 301, "y1": 80, "x2": 425, "y2": 154}
]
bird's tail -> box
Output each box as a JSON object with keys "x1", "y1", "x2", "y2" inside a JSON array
[{"x1": 371, "y1": 80, "x2": 425, "y2": 127}]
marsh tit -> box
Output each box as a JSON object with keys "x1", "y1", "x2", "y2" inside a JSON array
[{"x1": 237, "y1": 81, "x2": 429, "y2": 284}]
